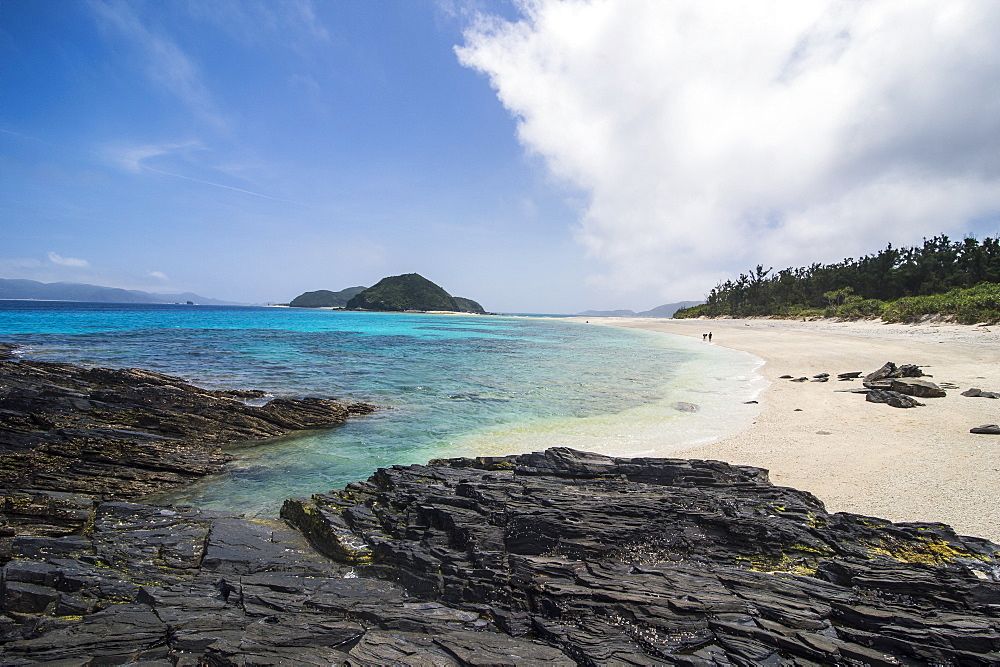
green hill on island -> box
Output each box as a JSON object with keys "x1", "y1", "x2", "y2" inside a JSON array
[
  {"x1": 675, "y1": 234, "x2": 1000, "y2": 323},
  {"x1": 345, "y1": 274, "x2": 486, "y2": 313},
  {"x1": 288, "y1": 286, "x2": 366, "y2": 308}
]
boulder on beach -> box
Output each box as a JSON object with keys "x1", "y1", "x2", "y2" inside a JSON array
[
  {"x1": 864, "y1": 361, "x2": 925, "y2": 387},
  {"x1": 962, "y1": 388, "x2": 1000, "y2": 399},
  {"x1": 866, "y1": 388, "x2": 925, "y2": 408},
  {"x1": 889, "y1": 377, "x2": 947, "y2": 398}
]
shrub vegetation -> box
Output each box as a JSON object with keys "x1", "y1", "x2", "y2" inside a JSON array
[{"x1": 674, "y1": 235, "x2": 1000, "y2": 324}]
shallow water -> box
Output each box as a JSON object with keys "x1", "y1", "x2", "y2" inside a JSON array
[{"x1": 0, "y1": 301, "x2": 763, "y2": 514}]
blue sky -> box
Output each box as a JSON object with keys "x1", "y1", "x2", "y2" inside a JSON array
[{"x1": 3, "y1": 1, "x2": 999, "y2": 312}]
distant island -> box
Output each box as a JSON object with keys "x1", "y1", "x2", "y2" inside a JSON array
[
  {"x1": 347, "y1": 274, "x2": 485, "y2": 313},
  {"x1": 288, "y1": 286, "x2": 367, "y2": 308},
  {"x1": 291, "y1": 274, "x2": 486, "y2": 314},
  {"x1": 0, "y1": 278, "x2": 235, "y2": 306},
  {"x1": 674, "y1": 234, "x2": 1000, "y2": 324},
  {"x1": 577, "y1": 300, "x2": 703, "y2": 318}
]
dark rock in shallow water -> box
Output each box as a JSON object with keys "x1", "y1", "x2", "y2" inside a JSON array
[
  {"x1": 0, "y1": 352, "x2": 375, "y2": 536},
  {"x1": 281, "y1": 447, "x2": 1000, "y2": 665}
]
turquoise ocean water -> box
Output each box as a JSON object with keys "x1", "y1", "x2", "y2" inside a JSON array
[{"x1": 0, "y1": 301, "x2": 764, "y2": 515}]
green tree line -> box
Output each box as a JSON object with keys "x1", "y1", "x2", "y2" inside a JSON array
[{"x1": 675, "y1": 235, "x2": 1000, "y2": 323}]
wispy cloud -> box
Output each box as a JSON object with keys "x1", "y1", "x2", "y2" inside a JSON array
[
  {"x1": 148, "y1": 270, "x2": 169, "y2": 281},
  {"x1": 139, "y1": 165, "x2": 306, "y2": 205},
  {"x1": 47, "y1": 252, "x2": 91, "y2": 268},
  {"x1": 88, "y1": 1, "x2": 226, "y2": 129},
  {"x1": 178, "y1": 0, "x2": 329, "y2": 50},
  {"x1": 108, "y1": 141, "x2": 203, "y2": 173},
  {"x1": 458, "y1": 0, "x2": 1000, "y2": 300},
  {"x1": 106, "y1": 141, "x2": 305, "y2": 204}
]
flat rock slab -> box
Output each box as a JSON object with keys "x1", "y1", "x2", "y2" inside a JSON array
[
  {"x1": 1, "y1": 501, "x2": 558, "y2": 664},
  {"x1": 963, "y1": 388, "x2": 1000, "y2": 399},
  {"x1": 890, "y1": 377, "x2": 947, "y2": 398}
]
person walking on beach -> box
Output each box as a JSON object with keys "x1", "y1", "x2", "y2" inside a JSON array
[
  {"x1": 702, "y1": 333, "x2": 707, "y2": 341},
  {"x1": 708, "y1": 332, "x2": 713, "y2": 342}
]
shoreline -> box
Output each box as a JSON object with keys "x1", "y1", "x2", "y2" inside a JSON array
[{"x1": 566, "y1": 316, "x2": 1000, "y2": 542}]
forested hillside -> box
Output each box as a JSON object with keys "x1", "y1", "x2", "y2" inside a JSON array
[{"x1": 674, "y1": 235, "x2": 1000, "y2": 323}]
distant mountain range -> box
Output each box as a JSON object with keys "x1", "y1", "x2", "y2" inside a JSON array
[
  {"x1": 0, "y1": 279, "x2": 236, "y2": 305},
  {"x1": 576, "y1": 301, "x2": 703, "y2": 318}
]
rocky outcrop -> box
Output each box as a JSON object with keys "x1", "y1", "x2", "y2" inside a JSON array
[
  {"x1": 788, "y1": 361, "x2": 951, "y2": 408},
  {"x1": 0, "y1": 501, "x2": 569, "y2": 664},
  {"x1": 282, "y1": 448, "x2": 1000, "y2": 665},
  {"x1": 3, "y1": 447, "x2": 998, "y2": 664},
  {"x1": 3, "y1": 342, "x2": 1000, "y2": 664},
  {"x1": 0, "y1": 347, "x2": 375, "y2": 535}
]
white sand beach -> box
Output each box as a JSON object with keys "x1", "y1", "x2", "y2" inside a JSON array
[{"x1": 569, "y1": 317, "x2": 1000, "y2": 542}]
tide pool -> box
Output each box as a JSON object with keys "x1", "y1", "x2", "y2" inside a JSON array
[{"x1": 0, "y1": 301, "x2": 764, "y2": 514}]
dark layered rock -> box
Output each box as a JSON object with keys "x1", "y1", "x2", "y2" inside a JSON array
[
  {"x1": 866, "y1": 389, "x2": 925, "y2": 408},
  {"x1": 963, "y1": 388, "x2": 1000, "y2": 399},
  {"x1": 0, "y1": 347, "x2": 375, "y2": 536},
  {"x1": 971, "y1": 424, "x2": 1000, "y2": 435},
  {"x1": 889, "y1": 377, "x2": 947, "y2": 398},
  {"x1": 282, "y1": 448, "x2": 1000, "y2": 665},
  {"x1": 864, "y1": 361, "x2": 925, "y2": 389},
  {"x1": 0, "y1": 501, "x2": 574, "y2": 664}
]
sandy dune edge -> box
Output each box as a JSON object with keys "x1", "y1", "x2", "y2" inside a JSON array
[{"x1": 567, "y1": 316, "x2": 1000, "y2": 542}]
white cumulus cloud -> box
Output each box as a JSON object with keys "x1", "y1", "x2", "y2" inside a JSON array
[
  {"x1": 457, "y1": 0, "x2": 1000, "y2": 300},
  {"x1": 47, "y1": 252, "x2": 91, "y2": 268}
]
